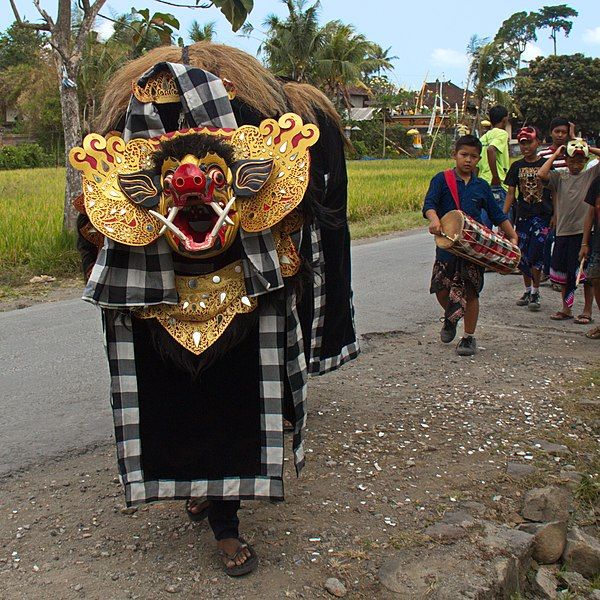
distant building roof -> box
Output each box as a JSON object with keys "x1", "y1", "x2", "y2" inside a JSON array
[
  {"x1": 421, "y1": 80, "x2": 475, "y2": 111},
  {"x1": 349, "y1": 107, "x2": 376, "y2": 121}
]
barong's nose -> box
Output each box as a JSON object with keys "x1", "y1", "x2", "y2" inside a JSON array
[{"x1": 171, "y1": 164, "x2": 212, "y2": 206}]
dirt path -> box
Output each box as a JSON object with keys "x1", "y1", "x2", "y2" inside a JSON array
[{"x1": 1, "y1": 280, "x2": 599, "y2": 599}]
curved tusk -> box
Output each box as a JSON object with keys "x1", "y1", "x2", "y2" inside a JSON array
[
  {"x1": 210, "y1": 202, "x2": 234, "y2": 225},
  {"x1": 158, "y1": 206, "x2": 180, "y2": 235},
  {"x1": 149, "y1": 209, "x2": 187, "y2": 242},
  {"x1": 209, "y1": 196, "x2": 236, "y2": 239}
]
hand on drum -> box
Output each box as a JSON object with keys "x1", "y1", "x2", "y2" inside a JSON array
[{"x1": 428, "y1": 218, "x2": 442, "y2": 236}]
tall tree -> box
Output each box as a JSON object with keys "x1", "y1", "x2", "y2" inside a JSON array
[
  {"x1": 7, "y1": 0, "x2": 254, "y2": 231},
  {"x1": 315, "y1": 21, "x2": 377, "y2": 108},
  {"x1": 260, "y1": 0, "x2": 323, "y2": 82},
  {"x1": 513, "y1": 54, "x2": 600, "y2": 135},
  {"x1": 467, "y1": 39, "x2": 515, "y2": 130},
  {"x1": 494, "y1": 11, "x2": 538, "y2": 71},
  {"x1": 535, "y1": 4, "x2": 578, "y2": 55},
  {"x1": 110, "y1": 8, "x2": 180, "y2": 58},
  {"x1": 189, "y1": 20, "x2": 217, "y2": 42}
]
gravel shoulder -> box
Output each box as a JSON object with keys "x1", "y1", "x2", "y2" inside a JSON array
[{"x1": 1, "y1": 277, "x2": 599, "y2": 599}]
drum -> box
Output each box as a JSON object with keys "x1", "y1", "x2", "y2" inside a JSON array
[{"x1": 435, "y1": 210, "x2": 521, "y2": 275}]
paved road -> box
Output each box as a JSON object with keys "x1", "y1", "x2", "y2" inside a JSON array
[{"x1": 0, "y1": 231, "x2": 507, "y2": 475}]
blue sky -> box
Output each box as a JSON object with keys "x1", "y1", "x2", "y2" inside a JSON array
[{"x1": 3, "y1": 0, "x2": 600, "y2": 89}]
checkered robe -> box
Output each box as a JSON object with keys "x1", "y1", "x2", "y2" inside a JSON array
[{"x1": 83, "y1": 63, "x2": 358, "y2": 505}]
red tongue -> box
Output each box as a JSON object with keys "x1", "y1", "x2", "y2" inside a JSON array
[{"x1": 173, "y1": 214, "x2": 217, "y2": 252}]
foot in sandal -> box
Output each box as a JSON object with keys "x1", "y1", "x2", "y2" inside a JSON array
[{"x1": 218, "y1": 537, "x2": 258, "y2": 576}]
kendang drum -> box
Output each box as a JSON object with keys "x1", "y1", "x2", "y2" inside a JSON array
[{"x1": 435, "y1": 209, "x2": 521, "y2": 275}]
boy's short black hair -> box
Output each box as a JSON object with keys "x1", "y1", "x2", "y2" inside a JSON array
[
  {"x1": 455, "y1": 135, "x2": 482, "y2": 154},
  {"x1": 549, "y1": 117, "x2": 569, "y2": 131},
  {"x1": 489, "y1": 105, "x2": 508, "y2": 125}
]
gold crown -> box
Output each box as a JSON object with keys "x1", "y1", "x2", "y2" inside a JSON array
[{"x1": 132, "y1": 70, "x2": 179, "y2": 104}]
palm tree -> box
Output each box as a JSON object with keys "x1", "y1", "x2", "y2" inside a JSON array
[
  {"x1": 260, "y1": 0, "x2": 324, "y2": 81},
  {"x1": 189, "y1": 20, "x2": 217, "y2": 42},
  {"x1": 314, "y1": 21, "x2": 375, "y2": 109},
  {"x1": 467, "y1": 38, "x2": 515, "y2": 130},
  {"x1": 363, "y1": 43, "x2": 397, "y2": 78}
]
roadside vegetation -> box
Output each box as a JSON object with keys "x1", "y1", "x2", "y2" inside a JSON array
[{"x1": 0, "y1": 159, "x2": 450, "y2": 286}]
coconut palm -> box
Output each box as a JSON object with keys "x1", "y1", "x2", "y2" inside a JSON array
[
  {"x1": 467, "y1": 38, "x2": 515, "y2": 129},
  {"x1": 314, "y1": 21, "x2": 377, "y2": 109},
  {"x1": 260, "y1": 0, "x2": 324, "y2": 82},
  {"x1": 189, "y1": 20, "x2": 217, "y2": 42}
]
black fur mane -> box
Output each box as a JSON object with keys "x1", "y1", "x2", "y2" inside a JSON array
[{"x1": 152, "y1": 134, "x2": 235, "y2": 169}]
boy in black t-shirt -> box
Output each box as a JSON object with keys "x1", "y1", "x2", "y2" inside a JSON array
[
  {"x1": 579, "y1": 176, "x2": 600, "y2": 339},
  {"x1": 504, "y1": 127, "x2": 553, "y2": 311}
]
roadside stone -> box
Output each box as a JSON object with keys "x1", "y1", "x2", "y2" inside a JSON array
[
  {"x1": 518, "y1": 521, "x2": 567, "y2": 564},
  {"x1": 459, "y1": 501, "x2": 486, "y2": 515},
  {"x1": 507, "y1": 462, "x2": 536, "y2": 478},
  {"x1": 379, "y1": 532, "x2": 532, "y2": 599},
  {"x1": 441, "y1": 510, "x2": 475, "y2": 528},
  {"x1": 533, "y1": 440, "x2": 571, "y2": 457},
  {"x1": 534, "y1": 565, "x2": 559, "y2": 600},
  {"x1": 558, "y1": 571, "x2": 590, "y2": 595},
  {"x1": 560, "y1": 470, "x2": 584, "y2": 487},
  {"x1": 120, "y1": 507, "x2": 137, "y2": 515},
  {"x1": 588, "y1": 590, "x2": 600, "y2": 600},
  {"x1": 562, "y1": 527, "x2": 600, "y2": 578},
  {"x1": 164, "y1": 584, "x2": 180, "y2": 594},
  {"x1": 424, "y1": 522, "x2": 466, "y2": 542},
  {"x1": 521, "y1": 486, "x2": 571, "y2": 522},
  {"x1": 324, "y1": 577, "x2": 346, "y2": 597}
]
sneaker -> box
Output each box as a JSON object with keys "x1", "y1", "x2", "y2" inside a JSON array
[
  {"x1": 440, "y1": 318, "x2": 457, "y2": 343},
  {"x1": 528, "y1": 292, "x2": 541, "y2": 311},
  {"x1": 516, "y1": 291, "x2": 531, "y2": 306},
  {"x1": 456, "y1": 335, "x2": 477, "y2": 356}
]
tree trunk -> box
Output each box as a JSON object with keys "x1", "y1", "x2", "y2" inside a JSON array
[
  {"x1": 57, "y1": 59, "x2": 82, "y2": 232},
  {"x1": 382, "y1": 112, "x2": 386, "y2": 158}
]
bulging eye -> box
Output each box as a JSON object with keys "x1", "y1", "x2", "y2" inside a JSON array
[
  {"x1": 163, "y1": 171, "x2": 174, "y2": 194},
  {"x1": 207, "y1": 167, "x2": 226, "y2": 188}
]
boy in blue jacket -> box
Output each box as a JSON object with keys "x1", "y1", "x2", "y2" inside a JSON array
[{"x1": 423, "y1": 135, "x2": 518, "y2": 356}]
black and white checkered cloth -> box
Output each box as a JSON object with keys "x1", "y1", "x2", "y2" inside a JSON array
[{"x1": 87, "y1": 63, "x2": 331, "y2": 504}]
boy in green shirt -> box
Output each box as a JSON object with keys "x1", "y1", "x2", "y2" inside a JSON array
[{"x1": 478, "y1": 106, "x2": 510, "y2": 228}]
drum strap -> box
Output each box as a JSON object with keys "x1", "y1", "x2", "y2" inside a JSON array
[{"x1": 444, "y1": 169, "x2": 461, "y2": 210}]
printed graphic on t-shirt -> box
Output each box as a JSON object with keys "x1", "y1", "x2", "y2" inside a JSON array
[{"x1": 518, "y1": 166, "x2": 544, "y2": 204}]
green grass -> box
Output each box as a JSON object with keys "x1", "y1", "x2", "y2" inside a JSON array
[
  {"x1": 347, "y1": 158, "x2": 451, "y2": 223},
  {"x1": 0, "y1": 159, "x2": 448, "y2": 286},
  {"x1": 0, "y1": 167, "x2": 79, "y2": 285}
]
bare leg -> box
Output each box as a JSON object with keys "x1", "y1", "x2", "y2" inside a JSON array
[
  {"x1": 560, "y1": 285, "x2": 572, "y2": 315},
  {"x1": 436, "y1": 289, "x2": 449, "y2": 311},
  {"x1": 530, "y1": 268, "x2": 541, "y2": 289},
  {"x1": 582, "y1": 283, "x2": 594, "y2": 318},
  {"x1": 523, "y1": 274, "x2": 532, "y2": 288},
  {"x1": 463, "y1": 291, "x2": 479, "y2": 336}
]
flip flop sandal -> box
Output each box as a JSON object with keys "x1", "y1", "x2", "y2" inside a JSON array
[
  {"x1": 574, "y1": 314, "x2": 594, "y2": 325},
  {"x1": 219, "y1": 537, "x2": 258, "y2": 577},
  {"x1": 585, "y1": 326, "x2": 600, "y2": 340},
  {"x1": 185, "y1": 499, "x2": 209, "y2": 522},
  {"x1": 550, "y1": 311, "x2": 573, "y2": 321}
]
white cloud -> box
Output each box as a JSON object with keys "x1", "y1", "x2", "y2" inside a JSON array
[
  {"x1": 94, "y1": 20, "x2": 114, "y2": 41},
  {"x1": 522, "y1": 42, "x2": 543, "y2": 62},
  {"x1": 583, "y1": 26, "x2": 600, "y2": 44},
  {"x1": 430, "y1": 48, "x2": 468, "y2": 68}
]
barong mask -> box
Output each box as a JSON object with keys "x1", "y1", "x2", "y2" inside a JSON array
[
  {"x1": 70, "y1": 114, "x2": 318, "y2": 258},
  {"x1": 70, "y1": 113, "x2": 319, "y2": 354}
]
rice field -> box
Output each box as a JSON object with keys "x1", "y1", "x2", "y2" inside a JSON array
[{"x1": 0, "y1": 159, "x2": 451, "y2": 284}]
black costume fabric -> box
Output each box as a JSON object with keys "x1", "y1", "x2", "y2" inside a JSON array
[{"x1": 78, "y1": 62, "x2": 359, "y2": 506}]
